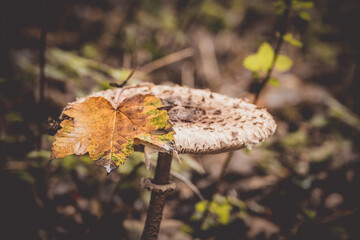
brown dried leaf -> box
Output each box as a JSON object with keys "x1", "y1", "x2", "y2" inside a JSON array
[{"x1": 52, "y1": 94, "x2": 174, "y2": 173}]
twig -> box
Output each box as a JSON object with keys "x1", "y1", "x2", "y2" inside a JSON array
[
  {"x1": 39, "y1": 27, "x2": 47, "y2": 111},
  {"x1": 215, "y1": 151, "x2": 234, "y2": 192},
  {"x1": 314, "y1": 207, "x2": 360, "y2": 225},
  {"x1": 110, "y1": 66, "x2": 139, "y2": 88},
  {"x1": 140, "y1": 48, "x2": 194, "y2": 73},
  {"x1": 253, "y1": 0, "x2": 291, "y2": 104},
  {"x1": 170, "y1": 169, "x2": 204, "y2": 201},
  {"x1": 195, "y1": 151, "x2": 234, "y2": 233},
  {"x1": 147, "y1": 155, "x2": 204, "y2": 200},
  {"x1": 36, "y1": 19, "x2": 47, "y2": 150},
  {"x1": 112, "y1": 66, "x2": 139, "y2": 106}
]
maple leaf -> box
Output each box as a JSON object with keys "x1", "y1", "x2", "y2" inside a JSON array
[{"x1": 52, "y1": 94, "x2": 174, "y2": 173}]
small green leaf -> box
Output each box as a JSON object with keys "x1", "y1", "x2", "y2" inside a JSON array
[
  {"x1": 209, "y1": 201, "x2": 232, "y2": 225},
  {"x1": 243, "y1": 41, "x2": 293, "y2": 73},
  {"x1": 81, "y1": 43, "x2": 99, "y2": 59},
  {"x1": 243, "y1": 55, "x2": 261, "y2": 71},
  {"x1": 273, "y1": 0, "x2": 285, "y2": 15},
  {"x1": 269, "y1": 77, "x2": 280, "y2": 87},
  {"x1": 5, "y1": 112, "x2": 23, "y2": 122},
  {"x1": 293, "y1": 1, "x2": 314, "y2": 9},
  {"x1": 27, "y1": 150, "x2": 51, "y2": 159},
  {"x1": 304, "y1": 209, "x2": 317, "y2": 220},
  {"x1": 275, "y1": 55, "x2": 293, "y2": 71},
  {"x1": 16, "y1": 170, "x2": 36, "y2": 185},
  {"x1": 195, "y1": 201, "x2": 208, "y2": 213},
  {"x1": 243, "y1": 42, "x2": 275, "y2": 73},
  {"x1": 298, "y1": 11, "x2": 311, "y2": 21},
  {"x1": 283, "y1": 33, "x2": 303, "y2": 47},
  {"x1": 257, "y1": 42, "x2": 274, "y2": 72}
]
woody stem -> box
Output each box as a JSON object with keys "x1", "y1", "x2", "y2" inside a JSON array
[{"x1": 141, "y1": 152, "x2": 173, "y2": 240}]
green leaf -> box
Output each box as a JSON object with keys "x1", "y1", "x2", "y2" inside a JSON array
[
  {"x1": 5, "y1": 112, "x2": 23, "y2": 122},
  {"x1": 293, "y1": 1, "x2": 314, "y2": 9},
  {"x1": 243, "y1": 42, "x2": 275, "y2": 72},
  {"x1": 275, "y1": 55, "x2": 293, "y2": 71},
  {"x1": 81, "y1": 43, "x2": 99, "y2": 59},
  {"x1": 195, "y1": 201, "x2": 208, "y2": 213},
  {"x1": 243, "y1": 55, "x2": 261, "y2": 71},
  {"x1": 298, "y1": 11, "x2": 311, "y2": 21},
  {"x1": 27, "y1": 150, "x2": 51, "y2": 159},
  {"x1": 283, "y1": 33, "x2": 303, "y2": 47},
  {"x1": 209, "y1": 201, "x2": 232, "y2": 225},
  {"x1": 273, "y1": 0, "x2": 286, "y2": 15},
  {"x1": 16, "y1": 170, "x2": 35, "y2": 185},
  {"x1": 269, "y1": 77, "x2": 280, "y2": 87},
  {"x1": 304, "y1": 209, "x2": 317, "y2": 220},
  {"x1": 243, "y1": 41, "x2": 293, "y2": 73},
  {"x1": 257, "y1": 42, "x2": 274, "y2": 72}
]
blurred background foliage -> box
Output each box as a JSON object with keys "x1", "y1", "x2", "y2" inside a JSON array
[{"x1": 0, "y1": 0, "x2": 360, "y2": 239}]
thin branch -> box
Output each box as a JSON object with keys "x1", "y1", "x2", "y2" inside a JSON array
[
  {"x1": 36, "y1": 19, "x2": 47, "y2": 150},
  {"x1": 195, "y1": 151, "x2": 234, "y2": 233},
  {"x1": 314, "y1": 207, "x2": 360, "y2": 226},
  {"x1": 215, "y1": 151, "x2": 234, "y2": 193},
  {"x1": 253, "y1": 0, "x2": 291, "y2": 104},
  {"x1": 113, "y1": 66, "x2": 140, "y2": 106},
  {"x1": 39, "y1": 27, "x2": 47, "y2": 110},
  {"x1": 170, "y1": 169, "x2": 204, "y2": 201},
  {"x1": 110, "y1": 66, "x2": 139, "y2": 89},
  {"x1": 140, "y1": 48, "x2": 194, "y2": 73}
]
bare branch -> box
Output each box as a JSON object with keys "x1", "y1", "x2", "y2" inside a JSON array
[{"x1": 140, "y1": 48, "x2": 194, "y2": 73}]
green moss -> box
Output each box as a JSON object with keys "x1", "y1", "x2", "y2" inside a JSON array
[
  {"x1": 155, "y1": 132, "x2": 175, "y2": 142},
  {"x1": 148, "y1": 111, "x2": 169, "y2": 129},
  {"x1": 144, "y1": 98, "x2": 162, "y2": 107},
  {"x1": 122, "y1": 139, "x2": 135, "y2": 155},
  {"x1": 112, "y1": 154, "x2": 126, "y2": 165},
  {"x1": 114, "y1": 139, "x2": 135, "y2": 164},
  {"x1": 145, "y1": 108, "x2": 159, "y2": 116}
]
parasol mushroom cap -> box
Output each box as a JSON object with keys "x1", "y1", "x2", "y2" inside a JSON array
[{"x1": 67, "y1": 83, "x2": 276, "y2": 155}]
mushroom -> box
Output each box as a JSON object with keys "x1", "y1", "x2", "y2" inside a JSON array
[
  {"x1": 75, "y1": 83, "x2": 276, "y2": 155},
  {"x1": 57, "y1": 82, "x2": 276, "y2": 240}
]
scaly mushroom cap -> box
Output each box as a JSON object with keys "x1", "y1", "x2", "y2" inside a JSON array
[{"x1": 65, "y1": 83, "x2": 276, "y2": 154}]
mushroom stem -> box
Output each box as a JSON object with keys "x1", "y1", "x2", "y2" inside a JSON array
[{"x1": 141, "y1": 152, "x2": 173, "y2": 240}]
